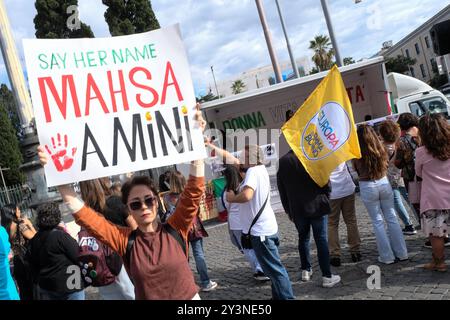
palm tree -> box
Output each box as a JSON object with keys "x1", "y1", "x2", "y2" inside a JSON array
[
  {"x1": 309, "y1": 35, "x2": 334, "y2": 72},
  {"x1": 231, "y1": 80, "x2": 246, "y2": 94},
  {"x1": 343, "y1": 57, "x2": 355, "y2": 66}
]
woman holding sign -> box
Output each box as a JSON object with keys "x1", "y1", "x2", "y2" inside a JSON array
[{"x1": 37, "y1": 105, "x2": 207, "y2": 300}]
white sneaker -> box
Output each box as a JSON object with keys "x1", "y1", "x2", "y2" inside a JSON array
[
  {"x1": 201, "y1": 281, "x2": 218, "y2": 292},
  {"x1": 301, "y1": 270, "x2": 313, "y2": 282},
  {"x1": 322, "y1": 274, "x2": 341, "y2": 288}
]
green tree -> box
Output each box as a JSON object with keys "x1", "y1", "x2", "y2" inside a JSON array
[
  {"x1": 34, "y1": 0, "x2": 95, "y2": 38},
  {"x1": 385, "y1": 55, "x2": 417, "y2": 74},
  {"x1": 103, "y1": 0, "x2": 160, "y2": 36},
  {"x1": 231, "y1": 80, "x2": 246, "y2": 94},
  {"x1": 0, "y1": 101, "x2": 24, "y2": 186},
  {"x1": 196, "y1": 92, "x2": 220, "y2": 103},
  {"x1": 309, "y1": 67, "x2": 320, "y2": 75},
  {"x1": 0, "y1": 85, "x2": 21, "y2": 137},
  {"x1": 343, "y1": 57, "x2": 355, "y2": 66},
  {"x1": 309, "y1": 35, "x2": 334, "y2": 71},
  {"x1": 429, "y1": 74, "x2": 448, "y2": 89}
]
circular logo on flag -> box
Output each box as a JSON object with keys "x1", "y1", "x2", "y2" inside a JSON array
[{"x1": 301, "y1": 102, "x2": 351, "y2": 161}]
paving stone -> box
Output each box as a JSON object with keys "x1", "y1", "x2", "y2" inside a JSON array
[
  {"x1": 431, "y1": 289, "x2": 448, "y2": 294},
  {"x1": 82, "y1": 192, "x2": 447, "y2": 300}
]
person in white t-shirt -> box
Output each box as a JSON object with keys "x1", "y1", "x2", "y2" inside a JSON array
[
  {"x1": 328, "y1": 163, "x2": 362, "y2": 267},
  {"x1": 222, "y1": 165, "x2": 269, "y2": 281},
  {"x1": 207, "y1": 143, "x2": 294, "y2": 300}
]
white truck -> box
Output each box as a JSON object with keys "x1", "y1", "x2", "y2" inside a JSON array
[{"x1": 202, "y1": 56, "x2": 450, "y2": 158}]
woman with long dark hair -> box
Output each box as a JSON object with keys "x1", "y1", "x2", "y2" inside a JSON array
[
  {"x1": 353, "y1": 125, "x2": 408, "y2": 264},
  {"x1": 0, "y1": 204, "x2": 36, "y2": 300},
  {"x1": 394, "y1": 113, "x2": 421, "y2": 226},
  {"x1": 222, "y1": 165, "x2": 268, "y2": 281},
  {"x1": 378, "y1": 120, "x2": 416, "y2": 235},
  {"x1": 416, "y1": 113, "x2": 450, "y2": 272}
]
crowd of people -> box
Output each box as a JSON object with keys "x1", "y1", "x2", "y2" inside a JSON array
[{"x1": 0, "y1": 109, "x2": 449, "y2": 300}]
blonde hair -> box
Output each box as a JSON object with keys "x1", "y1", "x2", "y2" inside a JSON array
[{"x1": 169, "y1": 171, "x2": 186, "y2": 194}]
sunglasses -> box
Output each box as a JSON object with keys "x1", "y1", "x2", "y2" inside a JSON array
[{"x1": 128, "y1": 197, "x2": 157, "y2": 211}]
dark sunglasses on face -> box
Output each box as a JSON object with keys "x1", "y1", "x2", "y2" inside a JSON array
[{"x1": 128, "y1": 197, "x2": 156, "y2": 211}]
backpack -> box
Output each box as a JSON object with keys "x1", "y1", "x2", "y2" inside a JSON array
[
  {"x1": 402, "y1": 135, "x2": 421, "y2": 182},
  {"x1": 77, "y1": 229, "x2": 122, "y2": 287}
]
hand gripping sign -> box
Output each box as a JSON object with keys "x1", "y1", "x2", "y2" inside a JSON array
[{"x1": 23, "y1": 24, "x2": 206, "y2": 187}]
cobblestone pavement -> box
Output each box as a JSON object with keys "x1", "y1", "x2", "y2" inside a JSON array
[{"x1": 85, "y1": 193, "x2": 450, "y2": 300}]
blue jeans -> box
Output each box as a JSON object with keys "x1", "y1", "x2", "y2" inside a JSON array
[
  {"x1": 392, "y1": 186, "x2": 412, "y2": 227},
  {"x1": 39, "y1": 287, "x2": 85, "y2": 300},
  {"x1": 229, "y1": 229, "x2": 263, "y2": 273},
  {"x1": 294, "y1": 215, "x2": 331, "y2": 277},
  {"x1": 359, "y1": 177, "x2": 408, "y2": 263},
  {"x1": 250, "y1": 234, "x2": 295, "y2": 300},
  {"x1": 190, "y1": 238, "x2": 211, "y2": 287}
]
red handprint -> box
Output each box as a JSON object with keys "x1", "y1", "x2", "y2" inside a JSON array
[{"x1": 45, "y1": 133, "x2": 77, "y2": 172}]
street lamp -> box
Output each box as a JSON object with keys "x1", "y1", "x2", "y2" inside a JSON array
[
  {"x1": 211, "y1": 66, "x2": 220, "y2": 98},
  {"x1": 275, "y1": 0, "x2": 300, "y2": 79},
  {"x1": 320, "y1": 0, "x2": 363, "y2": 67},
  {"x1": 320, "y1": 0, "x2": 343, "y2": 67},
  {"x1": 255, "y1": 0, "x2": 283, "y2": 83}
]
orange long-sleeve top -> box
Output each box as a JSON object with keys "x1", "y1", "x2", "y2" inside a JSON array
[{"x1": 73, "y1": 175, "x2": 205, "y2": 300}]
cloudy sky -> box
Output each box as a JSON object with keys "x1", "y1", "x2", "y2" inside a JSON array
[{"x1": 0, "y1": 0, "x2": 447, "y2": 96}]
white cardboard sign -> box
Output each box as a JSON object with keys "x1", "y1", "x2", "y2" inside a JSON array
[{"x1": 23, "y1": 24, "x2": 206, "y2": 187}]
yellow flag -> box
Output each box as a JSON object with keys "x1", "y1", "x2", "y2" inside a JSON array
[{"x1": 281, "y1": 65, "x2": 361, "y2": 187}]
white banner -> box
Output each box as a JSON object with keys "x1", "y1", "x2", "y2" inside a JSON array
[{"x1": 23, "y1": 24, "x2": 206, "y2": 187}]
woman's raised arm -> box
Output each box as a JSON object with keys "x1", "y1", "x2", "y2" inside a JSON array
[{"x1": 37, "y1": 146, "x2": 130, "y2": 256}]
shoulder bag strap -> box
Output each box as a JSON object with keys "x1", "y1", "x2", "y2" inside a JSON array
[
  {"x1": 124, "y1": 229, "x2": 137, "y2": 268},
  {"x1": 163, "y1": 223, "x2": 187, "y2": 258},
  {"x1": 247, "y1": 191, "x2": 269, "y2": 235},
  {"x1": 405, "y1": 135, "x2": 418, "y2": 150}
]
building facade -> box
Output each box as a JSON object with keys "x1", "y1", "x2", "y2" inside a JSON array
[
  {"x1": 379, "y1": 4, "x2": 450, "y2": 84},
  {"x1": 213, "y1": 56, "x2": 312, "y2": 98}
]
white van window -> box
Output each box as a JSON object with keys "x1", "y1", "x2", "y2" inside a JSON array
[
  {"x1": 408, "y1": 97, "x2": 448, "y2": 117},
  {"x1": 409, "y1": 102, "x2": 423, "y2": 117}
]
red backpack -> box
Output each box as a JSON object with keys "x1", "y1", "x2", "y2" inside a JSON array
[{"x1": 77, "y1": 229, "x2": 122, "y2": 287}]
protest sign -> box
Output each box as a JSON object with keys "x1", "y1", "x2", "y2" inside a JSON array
[{"x1": 23, "y1": 24, "x2": 206, "y2": 187}]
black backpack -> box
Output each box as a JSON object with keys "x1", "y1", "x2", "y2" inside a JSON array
[{"x1": 403, "y1": 135, "x2": 421, "y2": 181}]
